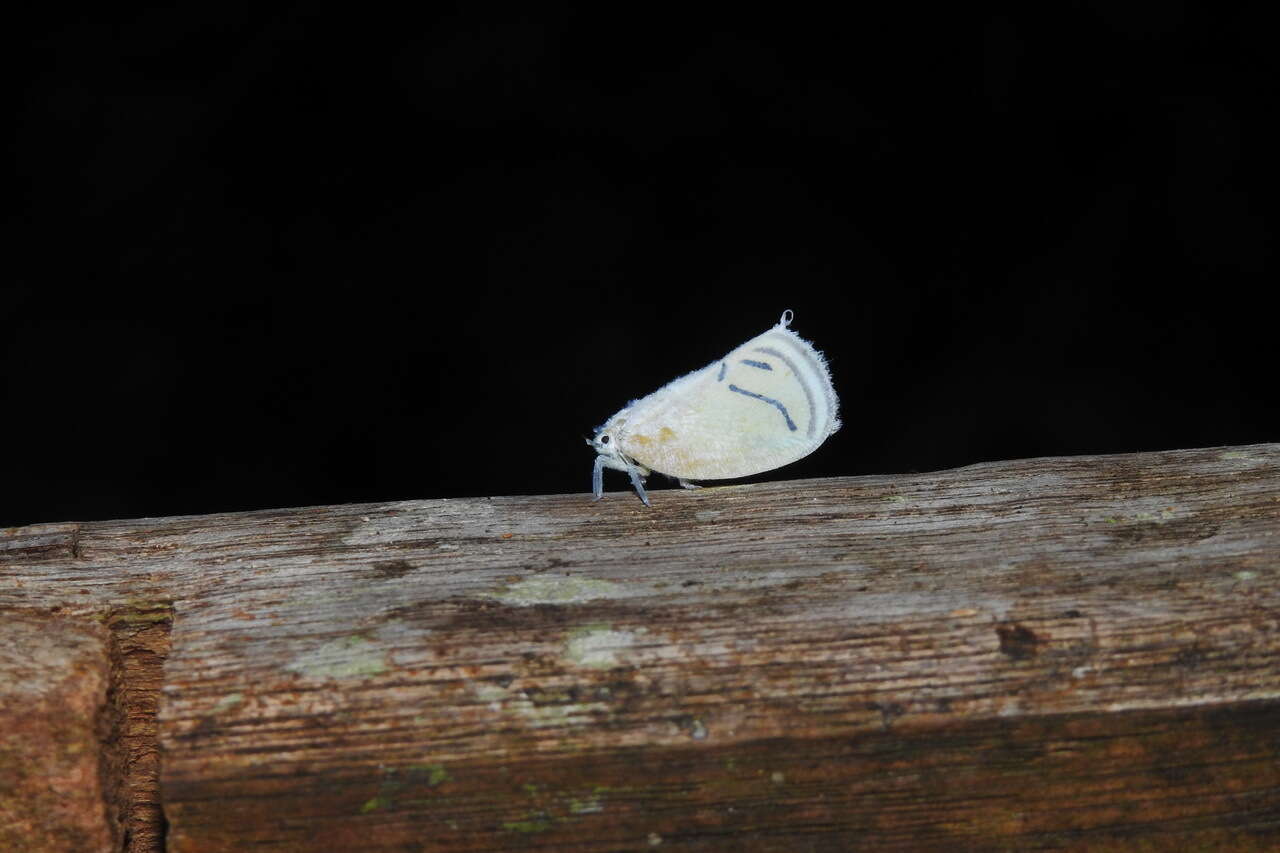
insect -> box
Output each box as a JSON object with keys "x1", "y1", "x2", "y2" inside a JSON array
[{"x1": 588, "y1": 310, "x2": 840, "y2": 505}]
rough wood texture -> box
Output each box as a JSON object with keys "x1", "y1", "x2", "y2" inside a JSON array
[
  {"x1": 0, "y1": 616, "x2": 118, "y2": 852},
  {"x1": 2, "y1": 444, "x2": 1279, "y2": 850},
  {"x1": 105, "y1": 606, "x2": 173, "y2": 853},
  {"x1": 0, "y1": 520, "x2": 172, "y2": 853}
]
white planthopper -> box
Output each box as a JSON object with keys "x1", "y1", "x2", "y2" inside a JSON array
[{"x1": 588, "y1": 310, "x2": 840, "y2": 506}]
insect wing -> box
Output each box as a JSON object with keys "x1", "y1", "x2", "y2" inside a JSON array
[{"x1": 619, "y1": 325, "x2": 838, "y2": 480}]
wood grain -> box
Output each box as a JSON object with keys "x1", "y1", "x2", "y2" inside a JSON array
[
  {"x1": 0, "y1": 615, "x2": 117, "y2": 852},
  {"x1": 2, "y1": 444, "x2": 1279, "y2": 850}
]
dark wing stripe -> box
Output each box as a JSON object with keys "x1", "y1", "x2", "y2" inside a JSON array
[
  {"x1": 760, "y1": 330, "x2": 834, "y2": 436},
  {"x1": 752, "y1": 342, "x2": 819, "y2": 438},
  {"x1": 740, "y1": 359, "x2": 772, "y2": 370},
  {"x1": 716, "y1": 361, "x2": 727, "y2": 382},
  {"x1": 728, "y1": 384, "x2": 798, "y2": 431}
]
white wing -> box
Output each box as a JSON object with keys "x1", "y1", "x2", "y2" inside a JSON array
[{"x1": 616, "y1": 321, "x2": 839, "y2": 480}]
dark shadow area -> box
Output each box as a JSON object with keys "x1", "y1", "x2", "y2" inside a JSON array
[{"x1": 7, "y1": 4, "x2": 1276, "y2": 525}]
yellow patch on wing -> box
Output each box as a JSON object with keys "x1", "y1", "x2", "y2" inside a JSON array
[
  {"x1": 666, "y1": 446, "x2": 706, "y2": 474},
  {"x1": 658, "y1": 427, "x2": 676, "y2": 442}
]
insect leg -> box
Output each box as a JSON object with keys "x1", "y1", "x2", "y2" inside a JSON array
[
  {"x1": 592, "y1": 455, "x2": 606, "y2": 501},
  {"x1": 627, "y1": 464, "x2": 651, "y2": 506}
]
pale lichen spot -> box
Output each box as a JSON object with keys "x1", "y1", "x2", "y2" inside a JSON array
[
  {"x1": 568, "y1": 795, "x2": 604, "y2": 814},
  {"x1": 488, "y1": 576, "x2": 633, "y2": 606},
  {"x1": 475, "y1": 676, "x2": 609, "y2": 728},
  {"x1": 1127, "y1": 507, "x2": 1179, "y2": 524},
  {"x1": 212, "y1": 692, "x2": 244, "y2": 713},
  {"x1": 471, "y1": 682, "x2": 509, "y2": 706},
  {"x1": 502, "y1": 814, "x2": 552, "y2": 833},
  {"x1": 284, "y1": 635, "x2": 387, "y2": 681},
  {"x1": 565, "y1": 624, "x2": 638, "y2": 669}
]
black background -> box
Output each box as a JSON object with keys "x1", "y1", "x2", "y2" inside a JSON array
[{"x1": 7, "y1": 4, "x2": 1276, "y2": 527}]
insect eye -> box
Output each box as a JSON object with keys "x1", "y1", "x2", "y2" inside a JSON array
[{"x1": 600, "y1": 435, "x2": 610, "y2": 444}]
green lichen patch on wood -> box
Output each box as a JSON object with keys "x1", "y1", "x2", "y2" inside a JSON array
[
  {"x1": 360, "y1": 795, "x2": 391, "y2": 814},
  {"x1": 501, "y1": 814, "x2": 552, "y2": 834},
  {"x1": 355, "y1": 763, "x2": 454, "y2": 815},
  {"x1": 408, "y1": 763, "x2": 450, "y2": 787},
  {"x1": 104, "y1": 599, "x2": 174, "y2": 627},
  {"x1": 212, "y1": 692, "x2": 244, "y2": 713},
  {"x1": 284, "y1": 635, "x2": 387, "y2": 681}
]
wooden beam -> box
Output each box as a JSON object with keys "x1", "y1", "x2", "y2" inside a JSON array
[
  {"x1": 3, "y1": 444, "x2": 1278, "y2": 850},
  {"x1": 0, "y1": 615, "x2": 118, "y2": 852}
]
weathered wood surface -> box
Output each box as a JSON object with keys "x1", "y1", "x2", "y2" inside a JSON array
[
  {"x1": 2, "y1": 443, "x2": 1279, "y2": 851},
  {"x1": 0, "y1": 616, "x2": 118, "y2": 852}
]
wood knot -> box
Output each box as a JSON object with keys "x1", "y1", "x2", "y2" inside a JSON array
[
  {"x1": 370, "y1": 559, "x2": 416, "y2": 579},
  {"x1": 996, "y1": 622, "x2": 1041, "y2": 660}
]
